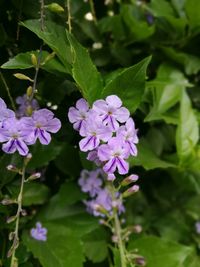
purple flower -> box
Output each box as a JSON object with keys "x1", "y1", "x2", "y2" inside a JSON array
[
  {"x1": 30, "y1": 222, "x2": 47, "y2": 241},
  {"x1": 16, "y1": 94, "x2": 39, "y2": 117},
  {"x1": 87, "y1": 150, "x2": 101, "y2": 166},
  {"x1": 117, "y1": 118, "x2": 138, "y2": 156},
  {"x1": 93, "y1": 95, "x2": 130, "y2": 131},
  {"x1": 98, "y1": 137, "x2": 129, "y2": 175},
  {"x1": 78, "y1": 169, "x2": 103, "y2": 197},
  {"x1": 22, "y1": 109, "x2": 61, "y2": 145},
  {"x1": 0, "y1": 117, "x2": 31, "y2": 156},
  {"x1": 68, "y1": 98, "x2": 90, "y2": 133},
  {"x1": 79, "y1": 113, "x2": 112, "y2": 152},
  {"x1": 0, "y1": 98, "x2": 15, "y2": 127}
]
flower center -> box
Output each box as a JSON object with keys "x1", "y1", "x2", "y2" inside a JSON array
[
  {"x1": 35, "y1": 123, "x2": 42, "y2": 128},
  {"x1": 12, "y1": 134, "x2": 19, "y2": 139}
]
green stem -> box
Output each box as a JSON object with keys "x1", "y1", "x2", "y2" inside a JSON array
[
  {"x1": 89, "y1": 0, "x2": 97, "y2": 24},
  {"x1": 10, "y1": 160, "x2": 26, "y2": 267},
  {"x1": 114, "y1": 212, "x2": 127, "y2": 267},
  {"x1": 0, "y1": 71, "x2": 16, "y2": 111},
  {"x1": 66, "y1": 0, "x2": 72, "y2": 33}
]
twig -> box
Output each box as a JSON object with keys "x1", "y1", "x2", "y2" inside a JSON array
[
  {"x1": 66, "y1": 0, "x2": 72, "y2": 33},
  {"x1": 89, "y1": 0, "x2": 97, "y2": 24},
  {"x1": 16, "y1": 0, "x2": 23, "y2": 41},
  {"x1": 0, "y1": 71, "x2": 16, "y2": 111},
  {"x1": 39, "y1": 0, "x2": 45, "y2": 31}
]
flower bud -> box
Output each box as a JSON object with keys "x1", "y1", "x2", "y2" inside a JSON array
[
  {"x1": 9, "y1": 231, "x2": 15, "y2": 241},
  {"x1": 121, "y1": 174, "x2": 139, "y2": 186},
  {"x1": 7, "y1": 215, "x2": 17, "y2": 224},
  {"x1": 123, "y1": 185, "x2": 140, "y2": 198},
  {"x1": 6, "y1": 165, "x2": 19, "y2": 173},
  {"x1": 26, "y1": 172, "x2": 41, "y2": 182},
  {"x1": 135, "y1": 256, "x2": 146, "y2": 266},
  {"x1": 107, "y1": 173, "x2": 116, "y2": 181},
  {"x1": 31, "y1": 53, "x2": 38, "y2": 66},
  {"x1": 26, "y1": 86, "x2": 33, "y2": 97},
  {"x1": 1, "y1": 199, "x2": 16, "y2": 205},
  {"x1": 46, "y1": 3, "x2": 64, "y2": 13},
  {"x1": 13, "y1": 73, "x2": 34, "y2": 82}
]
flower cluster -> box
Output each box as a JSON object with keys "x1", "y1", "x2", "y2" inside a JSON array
[
  {"x1": 0, "y1": 97, "x2": 61, "y2": 156},
  {"x1": 16, "y1": 94, "x2": 39, "y2": 117},
  {"x1": 68, "y1": 95, "x2": 138, "y2": 177},
  {"x1": 78, "y1": 168, "x2": 125, "y2": 217}
]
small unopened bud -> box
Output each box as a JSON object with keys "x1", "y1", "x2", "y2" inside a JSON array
[
  {"x1": 93, "y1": 204, "x2": 108, "y2": 215},
  {"x1": 123, "y1": 185, "x2": 140, "y2": 198},
  {"x1": 107, "y1": 173, "x2": 116, "y2": 181},
  {"x1": 6, "y1": 165, "x2": 19, "y2": 173},
  {"x1": 9, "y1": 232, "x2": 15, "y2": 241},
  {"x1": 133, "y1": 224, "x2": 142, "y2": 234},
  {"x1": 31, "y1": 53, "x2": 38, "y2": 66},
  {"x1": 26, "y1": 86, "x2": 33, "y2": 97},
  {"x1": 24, "y1": 153, "x2": 32, "y2": 165},
  {"x1": 46, "y1": 3, "x2": 64, "y2": 12},
  {"x1": 13, "y1": 73, "x2": 34, "y2": 82},
  {"x1": 1, "y1": 199, "x2": 16, "y2": 205},
  {"x1": 7, "y1": 215, "x2": 16, "y2": 224},
  {"x1": 112, "y1": 235, "x2": 118, "y2": 243},
  {"x1": 21, "y1": 209, "x2": 27, "y2": 216},
  {"x1": 26, "y1": 106, "x2": 33, "y2": 116},
  {"x1": 26, "y1": 172, "x2": 41, "y2": 182},
  {"x1": 135, "y1": 257, "x2": 146, "y2": 266},
  {"x1": 121, "y1": 174, "x2": 139, "y2": 186},
  {"x1": 41, "y1": 52, "x2": 56, "y2": 65}
]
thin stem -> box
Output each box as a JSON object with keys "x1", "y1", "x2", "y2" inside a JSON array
[
  {"x1": 10, "y1": 160, "x2": 26, "y2": 267},
  {"x1": 66, "y1": 0, "x2": 72, "y2": 33},
  {"x1": 89, "y1": 0, "x2": 97, "y2": 24},
  {"x1": 114, "y1": 212, "x2": 127, "y2": 267},
  {"x1": 0, "y1": 71, "x2": 16, "y2": 111},
  {"x1": 39, "y1": 0, "x2": 45, "y2": 31}
]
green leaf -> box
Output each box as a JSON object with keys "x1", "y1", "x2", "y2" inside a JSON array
[
  {"x1": 128, "y1": 236, "x2": 193, "y2": 267},
  {"x1": 1, "y1": 51, "x2": 68, "y2": 76},
  {"x1": 20, "y1": 20, "x2": 72, "y2": 73},
  {"x1": 149, "y1": 0, "x2": 175, "y2": 17},
  {"x1": 66, "y1": 31, "x2": 103, "y2": 104},
  {"x1": 129, "y1": 138, "x2": 176, "y2": 170},
  {"x1": 185, "y1": 0, "x2": 200, "y2": 28},
  {"x1": 82, "y1": 228, "x2": 108, "y2": 263},
  {"x1": 102, "y1": 56, "x2": 151, "y2": 113},
  {"x1": 23, "y1": 223, "x2": 84, "y2": 267},
  {"x1": 145, "y1": 64, "x2": 191, "y2": 122},
  {"x1": 28, "y1": 141, "x2": 62, "y2": 169},
  {"x1": 176, "y1": 90, "x2": 199, "y2": 164},
  {"x1": 22, "y1": 182, "x2": 50, "y2": 206}
]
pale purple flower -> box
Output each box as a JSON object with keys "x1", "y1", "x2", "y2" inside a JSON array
[
  {"x1": 22, "y1": 109, "x2": 61, "y2": 145},
  {"x1": 195, "y1": 221, "x2": 200, "y2": 234},
  {"x1": 78, "y1": 169, "x2": 103, "y2": 197},
  {"x1": 68, "y1": 98, "x2": 90, "y2": 133},
  {"x1": 16, "y1": 94, "x2": 39, "y2": 117},
  {"x1": 30, "y1": 222, "x2": 47, "y2": 241},
  {"x1": 93, "y1": 95, "x2": 130, "y2": 131},
  {"x1": 87, "y1": 150, "x2": 101, "y2": 166},
  {"x1": 98, "y1": 137, "x2": 129, "y2": 175},
  {"x1": 117, "y1": 118, "x2": 138, "y2": 156},
  {"x1": 79, "y1": 113, "x2": 112, "y2": 152},
  {"x1": 0, "y1": 98, "x2": 15, "y2": 127},
  {"x1": 0, "y1": 117, "x2": 31, "y2": 156}
]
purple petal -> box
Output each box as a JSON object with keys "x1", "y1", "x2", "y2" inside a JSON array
[
  {"x1": 127, "y1": 141, "x2": 137, "y2": 156},
  {"x1": 108, "y1": 116, "x2": 119, "y2": 131},
  {"x1": 115, "y1": 107, "x2": 130, "y2": 123},
  {"x1": 116, "y1": 157, "x2": 129, "y2": 174},
  {"x1": 38, "y1": 130, "x2": 51, "y2": 145},
  {"x1": 45, "y1": 118, "x2": 61, "y2": 133},
  {"x1": 98, "y1": 144, "x2": 111, "y2": 161},
  {"x1": 106, "y1": 95, "x2": 122, "y2": 108},
  {"x1": 76, "y1": 98, "x2": 89, "y2": 111},
  {"x1": 0, "y1": 98, "x2": 7, "y2": 109},
  {"x1": 68, "y1": 107, "x2": 80, "y2": 123},
  {"x1": 93, "y1": 100, "x2": 108, "y2": 114},
  {"x1": 79, "y1": 136, "x2": 99, "y2": 152},
  {"x1": 16, "y1": 139, "x2": 29, "y2": 156},
  {"x1": 103, "y1": 158, "x2": 117, "y2": 173},
  {"x1": 2, "y1": 140, "x2": 16, "y2": 154}
]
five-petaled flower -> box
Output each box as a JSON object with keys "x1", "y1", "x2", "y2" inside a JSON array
[{"x1": 30, "y1": 222, "x2": 47, "y2": 241}]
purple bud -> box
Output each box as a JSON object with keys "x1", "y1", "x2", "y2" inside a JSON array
[
  {"x1": 26, "y1": 172, "x2": 41, "y2": 182},
  {"x1": 123, "y1": 185, "x2": 140, "y2": 197},
  {"x1": 107, "y1": 173, "x2": 116, "y2": 181},
  {"x1": 6, "y1": 165, "x2": 19, "y2": 172},
  {"x1": 135, "y1": 257, "x2": 146, "y2": 266},
  {"x1": 121, "y1": 174, "x2": 139, "y2": 186}
]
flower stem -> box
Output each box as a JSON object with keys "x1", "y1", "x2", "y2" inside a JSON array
[
  {"x1": 0, "y1": 71, "x2": 16, "y2": 111},
  {"x1": 10, "y1": 160, "x2": 26, "y2": 267},
  {"x1": 114, "y1": 212, "x2": 127, "y2": 267}
]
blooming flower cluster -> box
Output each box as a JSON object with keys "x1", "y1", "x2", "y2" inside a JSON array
[
  {"x1": 30, "y1": 222, "x2": 47, "y2": 241},
  {"x1": 68, "y1": 95, "x2": 138, "y2": 177},
  {"x1": 78, "y1": 168, "x2": 125, "y2": 217},
  {"x1": 16, "y1": 94, "x2": 39, "y2": 117},
  {"x1": 0, "y1": 97, "x2": 61, "y2": 156}
]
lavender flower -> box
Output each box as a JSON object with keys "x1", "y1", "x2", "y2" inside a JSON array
[
  {"x1": 0, "y1": 117, "x2": 31, "y2": 156},
  {"x1": 98, "y1": 137, "x2": 129, "y2": 175},
  {"x1": 117, "y1": 118, "x2": 138, "y2": 156},
  {"x1": 68, "y1": 98, "x2": 90, "y2": 133},
  {"x1": 79, "y1": 113, "x2": 112, "y2": 152},
  {"x1": 16, "y1": 94, "x2": 39, "y2": 117},
  {"x1": 78, "y1": 169, "x2": 103, "y2": 197},
  {"x1": 30, "y1": 222, "x2": 47, "y2": 241},
  {"x1": 0, "y1": 98, "x2": 15, "y2": 127},
  {"x1": 22, "y1": 109, "x2": 61, "y2": 145},
  {"x1": 93, "y1": 95, "x2": 130, "y2": 131}
]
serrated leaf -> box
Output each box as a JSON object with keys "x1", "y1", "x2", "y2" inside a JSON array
[
  {"x1": 66, "y1": 31, "x2": 103, "y2": 104},
  {"x1": 102, "y1": 56, "x2": 151, "y2": 113}
]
